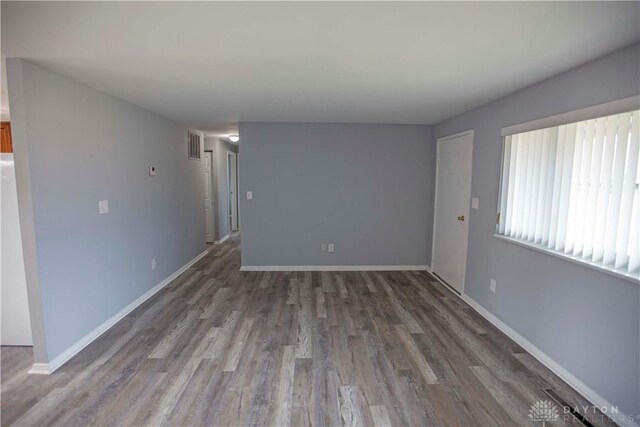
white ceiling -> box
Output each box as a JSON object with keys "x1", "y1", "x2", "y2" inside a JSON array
[{"x1": 1, "y1": 2, "x2": 639, "y2": 134}]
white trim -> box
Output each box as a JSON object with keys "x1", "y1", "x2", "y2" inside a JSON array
[
  {"x1": 204, "y1": 150, "x2": 215, "y2": 243},
  {"x1": 431, "y1": 133, "x2": 439, "y2": 280},
  {"x1": 214, "y1": 234, "x2": 230, "y2": 244},
  {"x1": 437, "y1": 129, "x2": 474, "y2": 142},
  {"x1": 226, "y1": 150, "x2": 238, "y2": 232},
  {"x1": 494, "y1": 234, "x2": 639, "y2": 284},
  {"x1": 429, "y1": 268, "x2": 461, "y2": 295},
  {"x1": 240, "y1": 265, "x2": 428, "y2": 272},
  {"x1": 27, "y1": 363, "x2": 51, "y2": 375},
  {"x1": 501, "y1": 95, "x2": 640, "y2": 136},
  {"x1": 29, "y1": 248, "x2": 209, "y2": 375},
  {"x1": 460, "y1": 293, "x2": 637, "y2": 427}
]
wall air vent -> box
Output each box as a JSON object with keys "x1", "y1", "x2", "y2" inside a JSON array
[{"x1": 188, "y1": 130, "x2": 201, "y2": 160}]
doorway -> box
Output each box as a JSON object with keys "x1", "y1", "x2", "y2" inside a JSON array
[
  {"x1": 204, "y1": 151, "x2": 214, "y2": 243},
  {"x1": 227, "y1": 151, "x2": 238, "y2": 232},
  {"x1": 431, "y1": 130, "x2": 474, "y2": 294}
]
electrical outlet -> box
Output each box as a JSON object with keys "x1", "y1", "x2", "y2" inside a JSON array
[
  {"x1": 328, "y1": 244, "x2": 334, "y2": 253},
  {"x1": 321, "y1": 244, "x2": 326, "y2": 252},
  {"x1": 490, "y1": 279, "x2": 496, "y2": 293},
  {"x1": 471, "y1": 197, "x2": 479, "y2": 210},
  {"x1": 151, "y1": 258, "x2": 156, "y2": 270},
  {"x1": 246, "y1": 191, "x2": 253, "y2": 200}
]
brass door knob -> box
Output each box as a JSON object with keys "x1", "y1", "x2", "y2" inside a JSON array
[{"x1": 457, "y1": 215, "x2": 465, "y2": 221}]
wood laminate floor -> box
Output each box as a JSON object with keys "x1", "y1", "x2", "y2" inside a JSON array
[{"x1": 1, "y1": 236, "x2": 616, "y2": 426}]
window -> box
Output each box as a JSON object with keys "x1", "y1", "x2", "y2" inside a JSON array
[
  {"x1": 188, "y1": 130, "x2": 201, "y2": 160},
  {"x1": 497, "y1": 109, "x2": 639, "y2": 280}
]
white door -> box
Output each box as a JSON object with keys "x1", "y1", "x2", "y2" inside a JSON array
[
  {"x1": 204, "y1": 152, "x2": 214, "y2": 243},
  {"x1": 228, "y1": 152, "x2": 238, "y2": 232},
  {"x1": 432, "y1": 130, "x2": 474, "y2": 294}
]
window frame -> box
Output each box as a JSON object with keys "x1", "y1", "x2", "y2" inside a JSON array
[
  {"x1": 493, "y1": 234, "x2": 639, "y2": 283},
  {"x1": 494, "y1": 96, "x2": 640, "y2": 284}
]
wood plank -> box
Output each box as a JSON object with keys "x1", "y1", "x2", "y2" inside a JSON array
[
  {"x1": 316, "y1": 287, "x2": 327, "y2": 319},
  {"x1": 286, "y1": 277, "x2": 299, "y2": 305},
  {"x1": 335, "y1": 274, "x2": 348, "y2": 299},
  {"x1": 222, "y1": 317, "x2": 255, "y2": 372},
  {"x1": 337, "y1": 386, "x2": 367, "y2": 427},
  {"x1": 394, "y1": 324, "x2": 438, "y2": 385},
  {"x1": 295, "y1": 280, "x2": 313, "y2": 359},
  {"x1": 369, "y1": 405, "x2": 392, "y2": 427},
  {"x1": 272, "y1": 345, "x2": 296, "y2": 427},
  {"x1": 291, "y1": 358, "x2": 314, "y2": 426}
]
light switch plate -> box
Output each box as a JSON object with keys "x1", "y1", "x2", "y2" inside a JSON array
[
  {"x1": 490, "y1": 279, "x2": 496, "y2": 293},
  {"x1": 471, "y1": 197, "x2": 479, "y2": 210},
  {"x1": 247, "y1": 191, "x2": 253, "y2": 200},
  {"x1": 149, "y1": 166, "x2": 156, "y2": 176},
  {"x1": 328, "y1": 244, "x2": 334, "y2": 253},
  {"x1": 151, "y1": 258, "x2": 156, "y2": 270},
  {"x1": 98, "y1": 200, "x2": 109, "y2": 214}
]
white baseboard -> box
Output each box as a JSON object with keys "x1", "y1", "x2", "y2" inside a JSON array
[
  {"x1": 27, "y1": 363, "x2": 51, "y2": 375},
  {"x1": 30, "y1": 248, "x2": 209, "y2": 375},
  {"x1": 214, "y1": 234, "x2": 230, "y2": 244},
  {"x1": 240, "y1": 265, "x2": 428, "y2": 272},
  {"x1": 460, "y1": 293, "x2": 637, "y2": 427}
]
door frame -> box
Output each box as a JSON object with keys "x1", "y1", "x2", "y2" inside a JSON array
[
  {"x1": 227, "y1": 150, "x2": 238, "y2": 232},
  {"x1": 204, "y1": 150, "x2": 214, "y2": 243},
  {"x1": 430, "y1": 129, "x2": 474, "y2": 295}
]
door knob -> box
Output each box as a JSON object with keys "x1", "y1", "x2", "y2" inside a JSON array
[{"x1": 457, "y1": 215, "x2": 465, "y2": 221}]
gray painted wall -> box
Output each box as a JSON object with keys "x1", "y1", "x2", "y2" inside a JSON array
[
  {"x1": 434, "y1": 43, "x2": 640, "y2": 416},
  {"x1": 239, "y1": 123, "x2": 435, "y2": 267},
  {"x1": 204, "y1": 137, "x2": 239, "y2": 241},
  {"x1": 7, "y1": 59, "x2": 206, "y2": 362}
]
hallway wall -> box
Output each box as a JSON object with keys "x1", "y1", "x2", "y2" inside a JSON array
[{"x1": 7, "y1": 59, "x2": 206, "y2": 364}]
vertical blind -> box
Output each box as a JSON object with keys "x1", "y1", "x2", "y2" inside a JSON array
[{"x1": 497, "y1": 109, "x2": 640, "y2": 277}]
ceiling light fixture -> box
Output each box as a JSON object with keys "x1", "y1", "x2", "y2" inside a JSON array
[{"x1": 229, "y1": 135, "x2": 240, "y2": 143}]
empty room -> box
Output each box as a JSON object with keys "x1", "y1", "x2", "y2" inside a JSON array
[{"x1": 1, "y1": 2, "x2": 639, "y2": 426}]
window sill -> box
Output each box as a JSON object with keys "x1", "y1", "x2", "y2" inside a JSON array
[{"x1": 493, "y1": 234, "x2": 640, "y2": 284}]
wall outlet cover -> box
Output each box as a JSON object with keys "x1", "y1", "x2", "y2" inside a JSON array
[
  {"x1": 321, "y1": 244, "x2": 326, "y2": 252},
  {"x1": 490, "y1": 279, "x2": 496, "y2": 293},
  {"x1": 471, "y1": 197, "x2": 479, "y2": 210},
  {"x1": 328, "y1": 244, "x2": 334, "y2": 253},
  {"x1": 98, "y1": 200, "x2": 109, "y2": 214},
  {"x1": 247, "y1": 191, "x2": 253, "y2": 200},
  {"x1": 151, "y1": 258, "x2": 156, "y2": 270}
]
